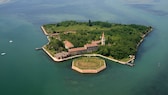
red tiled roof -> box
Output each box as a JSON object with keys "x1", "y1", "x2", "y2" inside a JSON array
[
  {"x1": 63, "y1": 40, "x2": 74, "y2": 49},
  {"x1": 55, "y1": 52, "x2": 69, "y2": 59},
  {"x1": 68, "y1": 47, "x2": 86, "y2": 52},
  {"x1": 84, "y1": 43, "x2": 98, "y2": 48}
]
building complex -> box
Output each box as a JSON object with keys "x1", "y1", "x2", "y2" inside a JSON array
[{"x1": 55, "y1": 32, "x2": 105, "y2": 59}]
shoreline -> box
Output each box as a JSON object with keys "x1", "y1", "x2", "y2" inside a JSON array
[
  {"x1": 41, "y1": 25, "x2": 152, "y2": 66},
  {"x1": 137, "y1": 28, "x2": 153, "y2": 48},
  {"x1": 42, "y1": 46, "x2": 135, "y2": 66},
  {"x1": 41, "y1": 26, "x2": 49, "y2": 36},
  {"x1": 0, "y1": 0, "x2": 10, "y2": 4}
]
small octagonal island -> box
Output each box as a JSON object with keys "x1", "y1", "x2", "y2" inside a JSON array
[{"x1": 72, "y1": 57, "x2": 106, "y2": 73}]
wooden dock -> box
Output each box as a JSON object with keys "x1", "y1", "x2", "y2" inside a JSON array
[{"x1": 126, "y1": 63, "x2": 134, "y2": 66}]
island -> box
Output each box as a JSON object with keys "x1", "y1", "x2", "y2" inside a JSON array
[
  {"x1": 72, "y1": 57, "x2": 106, "y2": 73},
  {"x1": 41, "y1": 20, "x2": 152, "y2": 68}
]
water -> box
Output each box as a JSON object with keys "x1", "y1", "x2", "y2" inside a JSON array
[{"x1": 0, "y1": 0, "x2": 168, "y2": 95}]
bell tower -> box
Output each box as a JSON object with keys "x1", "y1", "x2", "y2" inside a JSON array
[{"x1": 101, "y1": 32, "x2": 105, "y2": 45}]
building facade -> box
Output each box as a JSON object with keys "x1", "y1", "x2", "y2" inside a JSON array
[
  {"x1": 101, "y1": 32, "x2": 105, "y2": 45},
  {"x1": 59, "y1": 32, "x2": 105, "y2": 56}
]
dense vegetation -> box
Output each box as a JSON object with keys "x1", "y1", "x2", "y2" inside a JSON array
[
  {"x1": 46, "y1": 37, "x2": 66, "y2": 54},
  {"x1": 43, "y1": 20, "x2": 152, "y2": 59}
]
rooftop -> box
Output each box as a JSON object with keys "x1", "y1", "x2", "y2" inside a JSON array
[
  {"x1": 68, "y1": 47, "x2": 86, "y2": 52},
  {"x1": 55, "y1": 51, "x2": 69, "y2": 59},
  {"x1": 84, "y1": 43, "x2": 98, "y2": 48},
  {"x1": 63, "y1": 40, "x2": 74, "y2": 49}
]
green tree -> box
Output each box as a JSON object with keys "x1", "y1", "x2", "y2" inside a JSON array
[{"x1": 88, "y1": 19, "x2": 92, "y2": 26}]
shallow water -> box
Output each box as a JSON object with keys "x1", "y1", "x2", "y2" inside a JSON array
[{"x1": 0, "y1": 0, "x2": 168, "y2": 95}]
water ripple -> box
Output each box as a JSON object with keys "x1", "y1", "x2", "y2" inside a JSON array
[{"x1": 128, "y1": 4, "x2": 168, "y2": 16}]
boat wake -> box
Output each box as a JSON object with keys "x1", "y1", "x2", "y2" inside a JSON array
[
  {"x1": 9, "y1": 40, "x2": 13, "y2": 43},
  {"x1": 1, "y1": 52, "x2": 6, "y2": 56}
]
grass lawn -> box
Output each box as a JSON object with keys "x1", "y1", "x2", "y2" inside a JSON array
[
  {"x1": 73, "y1": 57, "x2": 105, "y2": 69},
  {"x1": 43, "y1": 24, "x2": 109, "y2": 34},
  {"x1": 42, "y1": 20, "x2": 152, "y2": 60},
  {"x1": 119, "y1": 57, "x2": 131, "y2": 62}
]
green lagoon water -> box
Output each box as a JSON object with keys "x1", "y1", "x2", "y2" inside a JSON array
[{"x1": 0, "y1": 0, "x2": 168, "y2": 95}]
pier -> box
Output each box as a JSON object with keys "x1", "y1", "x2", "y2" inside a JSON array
[{"x1": 126, "y1": 63, "x2": 134, "y2": 67}]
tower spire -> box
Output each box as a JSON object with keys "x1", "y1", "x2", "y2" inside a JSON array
[{"x1": 101, "y1": 32, "x2": 105, "y2": 45}]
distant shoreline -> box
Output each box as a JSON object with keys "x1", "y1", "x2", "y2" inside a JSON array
[
  {"x1": 40, "y1": 24, "x2": 152, "y2": 66},
  {"x1": 0, "y1": 0, "x2": 10, "y2": 4}
]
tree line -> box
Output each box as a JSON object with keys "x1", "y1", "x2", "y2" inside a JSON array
[{"x1": 44, "y1": 20, "x2": 151, "y2": 59}]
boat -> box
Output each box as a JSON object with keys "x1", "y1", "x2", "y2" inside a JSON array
[
  {"x1": 158, "y1": 62, "x2": 160, "y2": 67},
  {"x1": 9, "y1": 40, "x2": 13, "y2": 43},
  {"x1": 1, "y1": 52, "x2": 6, "y2": 56},
  {"x1": 35, "y1": 48, "x2": 42, "y2": 50}
]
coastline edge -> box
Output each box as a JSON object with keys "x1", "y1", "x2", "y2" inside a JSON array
[{"x1": 40, "y1": 25, "x2": 153, "y2": 66}]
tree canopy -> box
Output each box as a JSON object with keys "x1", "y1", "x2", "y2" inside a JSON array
[{"x1": 43, "y1": 20, "x2": 152, "y2": 59}]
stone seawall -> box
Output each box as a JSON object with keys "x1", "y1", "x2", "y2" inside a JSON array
[
  {"x1": 72, "y1": 59, "x2": 106, "y2": 73},
  {"x1": 40, "y1": 26, "x2": 153, "y2": 66},
  {"x1": 41, "y1": 26, "x2": 48, "y2": 35},
  {"x1": 72, "y1": 65, "x2": 106, "y2": 73}
]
